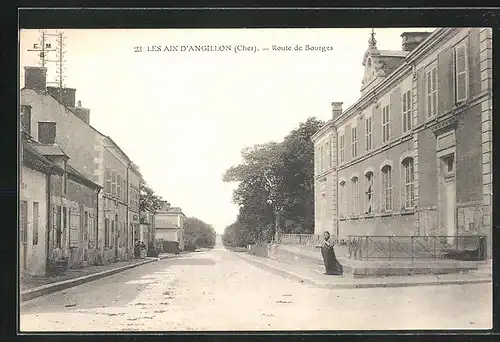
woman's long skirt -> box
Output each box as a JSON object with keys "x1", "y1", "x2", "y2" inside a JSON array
[{"x1": 321, "y1": 245, "x2": 343, "y2": 275}]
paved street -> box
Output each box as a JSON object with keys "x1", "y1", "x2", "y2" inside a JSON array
[{"x1": 20, "y1": 242, "x2": 492, "y2": 331}]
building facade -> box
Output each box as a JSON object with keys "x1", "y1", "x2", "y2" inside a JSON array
[
  {"x1": 21, "y1": 66, "x2": 144, "y2": 265},
  {"x1": 154, "y1": 203, "x2": 185, "y2": 251},
  {"x1": 312, "y1": 28, "x2": 492, "y2": 256}
]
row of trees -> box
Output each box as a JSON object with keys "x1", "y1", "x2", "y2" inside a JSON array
[
  {"x1": 183, "y1": 217, "x2": 217, "y2": 250},
  {"x1": 222, "y1": 117, "x2": 324, "y2": 247}
]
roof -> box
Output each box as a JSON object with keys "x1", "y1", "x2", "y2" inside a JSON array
[
  {"x1": 377, "y1": 50, "x2": 409, "y2": 58},
  {"x1": 28, "y1": 142, "x2": 69, "y2": 158},
  {"x1": 67, "y1": 165, "x2": 102, "y2": 190},
  {"x1": 23, "y1": 142, "x2": 65, "y2": 175}
]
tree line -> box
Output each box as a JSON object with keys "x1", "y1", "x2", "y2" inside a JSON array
[{"x1": 222, "y1": 117, "x2": 324, "y2": 247}]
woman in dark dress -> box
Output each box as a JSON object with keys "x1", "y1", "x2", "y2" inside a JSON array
[{"x1": 319, "y1": 231, "x2": 343, "y2": 275}]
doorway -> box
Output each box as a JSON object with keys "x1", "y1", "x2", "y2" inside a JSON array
[{"x1": 440, "y1": 154, "x2": 456, "y2": 245}]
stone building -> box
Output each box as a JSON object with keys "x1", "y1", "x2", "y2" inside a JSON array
[
  {"x1": 20, "y1": 66, "x2": 143, "y2": 265},
  {"x1": 312, "y1": 28, "x2": 492, "y2": 256},
  {"x1": 155, "y1": 203, "x2": 185, "y2": 251}
]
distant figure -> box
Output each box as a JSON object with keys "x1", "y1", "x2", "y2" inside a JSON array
[{"x1": 318, "y1": 231, "x2": 343, "y2": 275}]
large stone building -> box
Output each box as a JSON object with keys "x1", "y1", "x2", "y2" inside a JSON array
[
  {"x1": 20, "y1": 66, "x2": 143, "y2": 265},
  {"x1": 312, "y1": 28, "x2": 492, "y2": 256},
  {"x1": 155, "y1": 202, "x2": 185, "y2": 251}
]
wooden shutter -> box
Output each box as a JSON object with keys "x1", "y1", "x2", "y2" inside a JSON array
[{"x1": 455, "y1": 44, "x2": 467, "y2": 102}]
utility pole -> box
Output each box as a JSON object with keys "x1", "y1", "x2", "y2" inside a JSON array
[{"x1": 26, "y1": 30, "x2": 67, "y2": 101}]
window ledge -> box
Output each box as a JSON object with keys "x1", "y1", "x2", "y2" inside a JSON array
[
  {"x1": 363, "y1": 213, "x2": 375, "y2": 219},
  {"x1": 350, "y1": 215, "x2": 360, "y2": 220},
  {"x1": 381, "y1": 212, "x2": 393, "y2": 217},
  {"x1": 401, "y1": 208, "x2": 415, "y2": 215}
]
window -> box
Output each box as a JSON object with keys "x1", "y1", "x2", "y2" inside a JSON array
[
  {"x1": 454, "y1": 43, "x2": 468, "y2": 103},
  {"x1": 62, "y1": 161, "x2": 68, "y2": 194},
  {"x1": 339, "y1": 134, "x2": 345, "y2": 164},
  {"x1": 339, "y1": 181, "x2": 346, "y2": 217},
  {"x1": 351, "y1": 177, "x2": 359, "y2": 215},
  {"x1": 20, "y1": 105, "x2": 31, "y2": 135},
  {"x1": 32, "y1": 202, "x2": 39, "y2": 245},
  {"x1": 382, "y1": 105, "x2": 390, "y2": 143},
  {"x1": 63, "y1": 207, "x2": 68, "y2": 247},
  {"x1": 402, "y1": 158, "x2": 415, "y2": 209},
  {"x1": 365, "y1": 117, "x2": 372, "y2": 151},
  {"x1": 110, "y1": 220, "x2": 115, "y2": 248},
  {"x1": 84, "y1": 211, "x2": 89, "y2": 241},
  {"x1": 55, "y1": 205, "x2": 62, "y2": 248},
  {"x1": 382, "y1": 165, "x2": 392, "y2": 211},
  {"x1": 402, "y1": 90, "x2": 412, "y2": 133},
  {"x1": 38, "y1": 122, "x2": 56, "y2": 144},
  {"x1": 365, "y1": 172, "x2": 374, "y2": 214},
  {"x1": 112, "y1": 170, "x2": 117, "y2": 196},
  {"x1": 123, "y1": 179, "x2": 127, "y2": 201},
  {"x1": 426, "y1": 67, "x2": 438, "y2": 117},
  {"x1": 20, "y1": 201, "x2": 28, "y2": 244},
  {"x1": 117, "y1": 174, "x2": 122, "y2": 199},
  {"x1": 351, "y1": 126, "x2": 358, "y2": 158},
  {"x1": 104, "y1": 218, "x2": 109, "y2": 247}
]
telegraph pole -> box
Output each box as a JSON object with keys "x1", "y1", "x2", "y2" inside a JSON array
[{"x1": 26, "y1": 30, "x2": 67, "y2": 101}]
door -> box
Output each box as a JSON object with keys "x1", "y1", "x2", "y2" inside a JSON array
[
  {"x1": 445, "y1": 179, "x2": 456, "y2": 245},
  {"x1": 442, "y1": 154, "x2": 456, "y2": 246},
  {"x1": 20, "y1": 201, "x2": 28, "y2": 271}
]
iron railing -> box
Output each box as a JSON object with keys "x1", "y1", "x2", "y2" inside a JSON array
[{"x1": 347, "y1": 235, "x2": 487, "y2": 261}]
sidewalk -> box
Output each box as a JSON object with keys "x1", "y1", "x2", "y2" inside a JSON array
[
  {"x1": 236, "y1": 252, "x2": 492, "y2": 289},
  {"x1": 20, "y1": 254, "x2": 174, "y2": 302}
]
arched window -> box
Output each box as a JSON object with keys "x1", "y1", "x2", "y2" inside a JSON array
[
  {"x1": 365, "y1": 171, "x2": 374, "y2": 214},
  {"x1": 402, "y1": 157, "x2": 415, "y2": 209},
  {"x1": 382, "y1": 165, "x2": 392, "y2": 211},
  {"x1": 339, "y1": 181, "x2": 346, "y2": 218},
  {"x1": 351, "y1": 177, "x2": 359, "y2": 215}
]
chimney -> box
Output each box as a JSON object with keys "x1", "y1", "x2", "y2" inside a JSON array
[
  {"x1": 47, "y1": 87, "x2": 77, "y2": 108},
  {"x1": 332, "y1": 102, "x2": 343, "y2": 119},
  {"x1": 24, "y1": 67, "x2": 47, "y2": 91},
  {"x1": 73, "y1": 102, "x2": 91, "y2": 124},
  {"x1": 38, "y1": 122, "x2": 57, "y2": 144},
  {"x1": 401, "y1": 32, "x2": 432, "y2": 52}
]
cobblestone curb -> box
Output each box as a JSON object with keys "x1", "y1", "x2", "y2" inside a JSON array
[
  {"x1": 21, "y1": 256, "x2": 170, "y2": 302},
  {"x1": 235, "y1": 252, "x2": 492, "y2": 290}
]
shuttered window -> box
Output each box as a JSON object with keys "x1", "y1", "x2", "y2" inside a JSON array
[
  {"x1": 426, "y1": 67, "x2": 438, "y2": 117},
  {"x1": 455, "y1": 43, "x2": 468, "y2": 103},
  {"x1": 105, "y1": 168, "x2": 111, "y2": 194},
  {"x1": 365, "y1": 117, "x2": 372, "y2": 151},
  {"x1": 32, "y1": 202, "x2": 39, "y2": 245},
  {"x1": 339, "y1": 134, "x2": 345, "y2": 164},
  {"x1": 382, "y1": 165, "x2": 392, "y2": 212},
  {"x1": 402, "y1": 90, "x2": 412, "y2": 133},
  {"x1": 365, "y1": 172, "x2": 374, "y2": 214},
  {"x1": 20, "y1": 201, "x2": 28, "y2": 243},
  {"x1": 382, "y1": 105, "x2": 390, "y2": 143},
  {"x1": 351, "y1": 177, "x2": 359, "y2": 215}
]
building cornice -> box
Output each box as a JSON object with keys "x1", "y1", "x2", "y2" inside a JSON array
[
  {"x1": 405, "y1": 28, "x2": 458, "y2": 65},
  {"x1": 311, "y1": 120, "x2": 333, "y2": 143}
]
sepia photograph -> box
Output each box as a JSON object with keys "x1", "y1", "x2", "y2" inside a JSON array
[{"x1": 18, "y1": 25, "x2": 493, "y2": 331}]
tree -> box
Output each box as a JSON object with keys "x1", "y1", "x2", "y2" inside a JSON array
[
  {"x1": 139, "y1": 181, "x2": 163, "y2": 213},
  {"x1": 184, "y1": 217, "x2": 216, "y2": 249},
  {"x1": 222, "y1": 117, "x2": 324, "y2": 243}
]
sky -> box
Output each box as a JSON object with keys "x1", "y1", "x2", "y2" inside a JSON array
[{"x1": 19, "y1": 27, "x2": 435, "y2": 233}]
